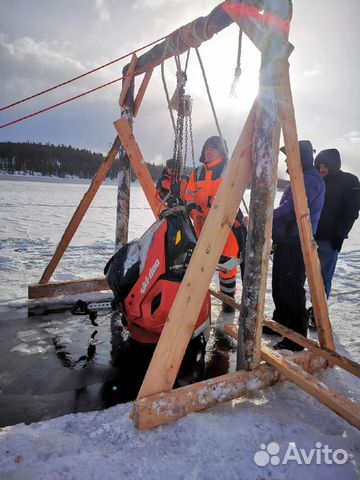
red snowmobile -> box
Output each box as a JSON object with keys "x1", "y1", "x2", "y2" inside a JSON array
[{"x1": 104, "y1": 208, "x2": 211, "y2": 344}]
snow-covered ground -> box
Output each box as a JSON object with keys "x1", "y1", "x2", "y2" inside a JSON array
[{"x1": 0, "y1": 178, "x2": 359, "y2": 479}]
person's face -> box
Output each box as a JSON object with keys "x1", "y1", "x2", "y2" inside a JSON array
[
  {"x1": 204, "y1": 145, "x2": 222, "y2": 163},
  {"x1": 318, "y1": 163, "x2": 329, "y2": 177}
]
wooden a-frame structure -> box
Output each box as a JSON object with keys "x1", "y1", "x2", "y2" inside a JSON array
[{"x1": 28, "y1": 0, "x2": 360, "y2": 430}]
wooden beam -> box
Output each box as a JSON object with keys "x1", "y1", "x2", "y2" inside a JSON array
[
  {"x1": 261, "y1": 345, "x2": 360, "y2": 430},
  {"x1": 134, "y1": 350, "x2": 327, "y2": 430},
  {"x1": 128, "y1": 1, "x2": 292, "y2": 78},
  {"x1": 275, "y1": 59, "x2": 335, "y2": 351},
  {"x1": 114, "y1": 118, "x2": 161, "y2": 217},
  {"x1": 119, "y1": 54, "x2": 137, "y2": 107},
  {"x1": 133, "y1": 70, "x2": 153, "y2": 117},
  {"x1": 223, "y1": 0, "x2": 293, "y2": 56},
  {"x1": 29, "y1": 277, "x2": 109, "y2": 300},
  {"x1": 136, "y1": 102, "x2": 256, "y2": 399},
  {"x1": 38, "y1": 137, "x2": 121, "y2": 285}
]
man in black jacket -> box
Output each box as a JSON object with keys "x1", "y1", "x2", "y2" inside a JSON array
[{"x1": 314, "y1": 149, "x2": 360, "y2": 299}]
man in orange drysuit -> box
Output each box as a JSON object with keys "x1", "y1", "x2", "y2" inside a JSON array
[{"x1": 185, "y1": 136, "x2": 247, "y2": 313}]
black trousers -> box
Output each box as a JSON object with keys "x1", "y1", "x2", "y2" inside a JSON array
[{"x1": 272, "y1": 244, "x2": 308, "y2": 337}]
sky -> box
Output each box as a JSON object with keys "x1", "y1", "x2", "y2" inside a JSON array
[{"x1": 0, "y1": 0, "x2": 359, "y2": 179}]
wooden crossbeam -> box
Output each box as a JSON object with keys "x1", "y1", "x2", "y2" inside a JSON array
[
  {"x1": 275, "y1": 59, "x2": 335, "y2": 351},
  {"x1": 29, "y1": 277, "x2": 109, "y2": 300},
  {"x1": 37, "y1": 137, "x2": 121, "y2": 285},
  {"x1": 134, "y1": 350, "x2": 327, "y2": 430},
  {"x1": 114, "y1": 118, "x2": 161, "y2": 217},
  {"x1": 135, "y1": 102, "x2": 256, "y2": 400},
  {"x1": 261, "y1": 345, "x2": 360, "y2": 430}
]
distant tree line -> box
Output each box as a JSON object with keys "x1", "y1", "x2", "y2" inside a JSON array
[
  {"x1": 0, "y1": 141, "x2": 165, "y2": 182},
  {"x1": 0, "y1": 141, "x2": 289, "y2": 189}
]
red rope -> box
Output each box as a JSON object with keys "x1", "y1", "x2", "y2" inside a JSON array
[
  {"x1": 0, "y1": 76, "x2": 123, "y2": 129},
  {"x1": 0, "y1": 60, "x2": 161, "y2": 129},
  {"x1": 0, "y1": 34, "x2": 167, "y2": 113}
]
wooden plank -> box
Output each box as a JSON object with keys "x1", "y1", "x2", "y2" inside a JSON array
[
  {"x1": 119, "y1": 54, "x2": 137, "y2": 107},
  {"x1": 38, "y1": 137, "x2": 121, "y2": 285},
  {"x1": 134, "y1": 350, "x2": 327, "y2": 430},
  {"x1": 133, "y1": 70, "x2": 153, "y2": 117},
  {"x1": 136, "y1": 102, "x2": 257, "y2": 399},
  {"x1": 114, "y1": 118, "x2": 161, "y2": 217},
  {"x1": 261, "y1": 345, "x2": 360, "y2": 430},
  {"x1": 262, "y1": 319, "x2": 360, "y2": 378},
  {"x1": 29, "y1": 277, "x2": 109, "y2": 300},
  {"x1": 223, "y1": 320, "x2": 360, "y2": 378},
  {"x1": 275, "y1": 59, "x2": 335, "y2": 351}
]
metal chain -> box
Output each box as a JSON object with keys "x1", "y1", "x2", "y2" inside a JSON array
[
  {"x1": 189, "y1": 113, "x2": 195, "y2": 169},
  {"x1": 161, "y1": 60, "x2": 184, "y2": 182},
  {"x1": 184, "y1": 115, "x2": 188, "y2": 166}
]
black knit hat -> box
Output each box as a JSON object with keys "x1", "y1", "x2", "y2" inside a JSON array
[{"x1": 200, "y1": 136, "x2": 228, "y2": 163}]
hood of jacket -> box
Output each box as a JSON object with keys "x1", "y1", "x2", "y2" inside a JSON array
[
  {"x1": 280, "y1": 140, "x2": 315, "y2": 171},
  {"x1": 314, "y1": 149, "x2": 341, "y2": 175}
]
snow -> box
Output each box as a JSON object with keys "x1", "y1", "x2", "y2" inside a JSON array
[
  {"x1": 0, "y1": 369, "x2": 359, "y2": 479},
  {"x1": 0, "y1": 179, "x2": 359, "y2": 479}
]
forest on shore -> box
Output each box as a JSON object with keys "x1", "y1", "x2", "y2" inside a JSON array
[
  {"x1": 0, "y1": 141, "x2": 289, "y2": 189},
  {"x1": 0, "y1": 141, "x2": 164, "y2": 182}
]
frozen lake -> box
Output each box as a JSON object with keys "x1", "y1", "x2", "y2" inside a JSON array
[{"x1": 0, "y1": 176, "x2": 359, "y2": 361}]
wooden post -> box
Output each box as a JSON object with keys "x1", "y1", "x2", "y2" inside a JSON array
[
  {"x1": 114, "y1": 58, "x2": 136, "y2": 249},
  {"x1": 38, "y1": 137, "x2": 121, "y2": 284},
  {"x1": 234, "y1": 4, "x2": 292, "y2": 371},
  {"x1": 114, "y1": 118, "x2": 161, "y2": 217},
  {"x1": 136, "y1": 102, "x2": 256, "y2": 399},
  {"x1": 236, "y1": 63, "x2": 281, "y2": 372},
  {"x1": 275, "y1": 59, "x2": 335, "y2": 351}
]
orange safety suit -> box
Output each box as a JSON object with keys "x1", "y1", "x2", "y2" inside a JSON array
[{"x1": 185, "y1": 156, "x2": 245, "y2": 290}]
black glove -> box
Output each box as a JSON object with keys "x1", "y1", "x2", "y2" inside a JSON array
[{"x1": 331, "y1": 236, "x2": 344, "y2": 252}]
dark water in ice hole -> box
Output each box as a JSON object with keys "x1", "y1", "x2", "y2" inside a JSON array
[{"x1": 0, "y1": 303, "x2": 237, "y2": 427}]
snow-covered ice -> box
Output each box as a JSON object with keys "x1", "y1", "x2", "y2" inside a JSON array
[{"x1": 0, "y1": 178, "x2": 359, "y2": 479}]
